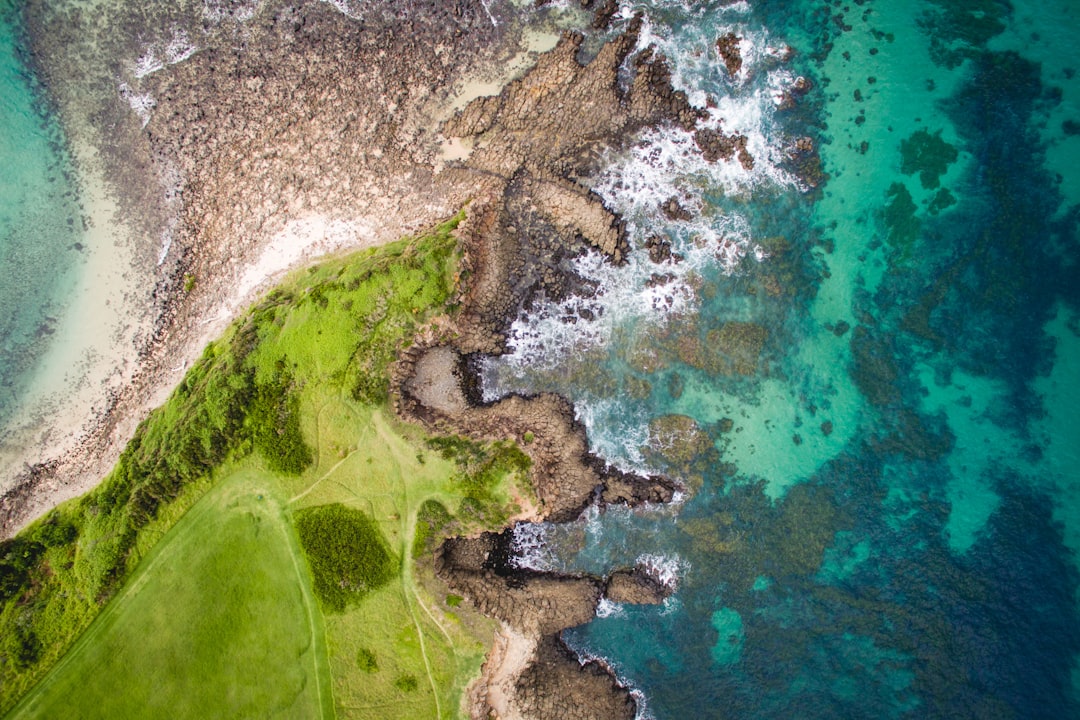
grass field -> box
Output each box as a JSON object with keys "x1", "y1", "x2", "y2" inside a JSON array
[
  {"x1": 1, "y1": 215, "x2": 530, "y2": 718},
  {"x1": 6, "y1": 469, "x2": 332, "y2": 720}
]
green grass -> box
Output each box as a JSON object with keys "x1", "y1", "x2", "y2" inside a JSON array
[
  {"x1": 1, "y1": 211, "x2": 531, "y2": 718},
  {"x1": 5, "y1": 470, "x2": 332, "y2": 720}
]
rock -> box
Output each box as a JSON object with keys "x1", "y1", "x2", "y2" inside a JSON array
[
  {"x1": 694, "y1": 126, "x2": 755, "y2": 170},
  {"x1": 716, "y1": 32, "x2": 743, "y2": 76},
  {"x1": 644, "y1": 234, "x2": 683, "y2": 264},
  {"x1": 660, "y1": 195, "x2": 693, "y2": 221},
  {"x1": 604, "y1": 566, "x2": 673, "y2": 605}
]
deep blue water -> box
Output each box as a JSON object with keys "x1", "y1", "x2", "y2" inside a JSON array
[{"x1": 485, "y1": 1, "x2": 1080, "y2": 717}]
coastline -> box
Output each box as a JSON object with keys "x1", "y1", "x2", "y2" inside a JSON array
[
  {"x1": 2, "y1": 2, "x2": 739, "y2": 717},
  {"x1": 0, "y1": 0, "x2": 563, "y2": 537}
]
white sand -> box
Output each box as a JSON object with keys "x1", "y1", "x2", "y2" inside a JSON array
[{"x1": 0, "y1": 141, "x2": 150, "y2": 501}]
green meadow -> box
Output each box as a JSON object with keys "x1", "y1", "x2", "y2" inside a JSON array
[{"x1": 0, "y1": 213, "x2": 531, "y2": 718}]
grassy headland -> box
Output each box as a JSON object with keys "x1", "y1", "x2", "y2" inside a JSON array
[{"x1": 0, "y1": 212, "x2": 532, "y2": 718}]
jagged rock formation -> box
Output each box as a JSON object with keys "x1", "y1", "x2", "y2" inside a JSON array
[
  {"x1": 436, "y1": 530, "x2": 642, "y2": 720},
  {"x1": 6, "y1": 1, "x2": 778, "y2": 716},
  {"x1": 605, "y1": 566, "x2": 673, "y2": 605}
]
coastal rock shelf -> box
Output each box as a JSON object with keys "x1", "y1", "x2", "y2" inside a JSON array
[{"x1": 3, "y1": 1, "x2": 799, "y2": 717}]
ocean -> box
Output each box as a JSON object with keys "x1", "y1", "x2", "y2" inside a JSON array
[
  {"x1": 486, "y1": 0, "x2": 1080, "y2": 717},
  {"x1": 2, "y1": 0, "x2": 1078, "y2": 717},
  {"x1": 0, "y1": 0, "x2": 84, "y2": 435}
]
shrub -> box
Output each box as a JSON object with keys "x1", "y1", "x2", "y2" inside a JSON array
[
  {"x1": 249, "y1": 362, "x2": 312, "y2": 475},
  {"x1": 356, "y1": 647, "x2": 378, "y2": 673},
  {"x1": 295, "y1": 504, "x2": 397, "y2": 612},
  {"x1": 411, "y1": 500, "x2": 452, "y2": 558}
]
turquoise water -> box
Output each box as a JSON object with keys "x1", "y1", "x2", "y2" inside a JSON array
[
  {"x1": 487, "y1": 0, "x2": 1080, "y2": 716},
  {"x1": 0, "y1": 0, "x2": 84, "y2": 429},
  {"x1": 3, "y1": 0, "x2": 1078, "y2": 715}
]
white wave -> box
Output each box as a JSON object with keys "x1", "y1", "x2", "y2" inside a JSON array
[
  {"x1": 131, "y1": 29, "x2": 199, "y2": 80},
  {"x1": 508, "y1": 522, "x2": 555, "y2": 571},
  {"x1": 483, "y1": 217, "x2": 744, "y2": 381},
  {"x1": 576, "y1": 396, "x2": 653, "y2": 471},
  {"x1": 658, "y1": 594, "x2": 681, "y2": 616},
  {"x1": 635, "y1": 552, "x2": 688, "y2": 591},
  {"x1": 568, "y1": 642, "x2": 654, "y2": 720},
  {"x1": 118, "y1": 83, "x2": 155, "y2": 128},
  {"x1": 165, "y1": 31, "x2": 198, "y2": 65},
  {"x1": 132, "y1": 50, "x2": 164, "y2": 80},
  {"x1": 596, "y1": 597, "x2": 626, "y2": 618}
]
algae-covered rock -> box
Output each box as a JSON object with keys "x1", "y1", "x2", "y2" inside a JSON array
[
  {"x1": 900, "y1": 128, "x2": 958, "y2": 189},
  {"x1": 642, "y1": 414, "x2": 719, "y2": 492},
  {"x1": 705, "y1": 321, "x2": 767, "y2": 376}
]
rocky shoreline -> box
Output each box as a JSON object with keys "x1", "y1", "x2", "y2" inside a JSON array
[{"x1": 1, "y1": 1, "x2": 815, "y2": 716}]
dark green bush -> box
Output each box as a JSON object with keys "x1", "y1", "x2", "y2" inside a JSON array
[
  {"x1": 295, "y1": 503, "x2": 397, "y2": 613},
  {"x1": 356, "y1": 647, "x2": 378, "y2": 673},
  {"x1": 0, "y1": 539, "x2": 44, "y2": 602},
  {"x1": 249, "y1": 361, "x2": 312, "y2": 475}
]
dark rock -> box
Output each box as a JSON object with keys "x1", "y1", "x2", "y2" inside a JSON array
[
  {"x1": 716, "y1": 32, "x2": 742, "y2": 76},
  {"x1": 660, "y1": 196, "x2": 694, "y2": 221},
  {"x1": 694, "y1": 127, "x2": 754, "y2": 170},
  {"x1": 605, "y1": 567, "x2": 672, "y2": 605}
]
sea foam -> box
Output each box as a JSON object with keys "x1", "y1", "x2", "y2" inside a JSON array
[{"x1": 482, "y1": 3, "x2": 799, "y2": 475}]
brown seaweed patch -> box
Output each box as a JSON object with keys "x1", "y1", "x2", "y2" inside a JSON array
[
  {"x1": 705, "y1": 321, "x2": 768, "y2": 376},
  {"x1": 900, "y1": 129, "x2": 959, "y2": 189}
]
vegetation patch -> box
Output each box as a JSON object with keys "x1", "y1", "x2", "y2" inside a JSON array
[
  {"x1": 1, "y1": 210, "x2": 530, "y2": 718},
  {"x1": 356, "y1": 647, "x2": 379, "y2": 673},
  {"x1": 296, "y1": 503, "x2": 398, "y2": 612},
  {"x1": 249, "y1": 360, "x2": 312, "y2": 474}
]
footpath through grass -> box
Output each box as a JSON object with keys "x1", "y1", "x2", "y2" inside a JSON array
[
  {"x1": 1, "y1": 212, "x2": 533, "y2": 719},
  {"x1": 6, "y1": 469, "x2": 331, "y2": 720}
]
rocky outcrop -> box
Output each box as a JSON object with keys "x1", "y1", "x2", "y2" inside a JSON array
[
  {"x1": 605, "y1": 566, "x2": 674, "y2": 605},
  {"x1": 436, "y1": 530, "x2": 649, "y2": 720},
  {"x1": 716, "y1": 32, "x2": 743, "y2": 76},
  {"x1": 695, "y1": 126, "x2": 755, "y2": 170},
  {"x1": 515, "y1": 635, "x2": 636, "y2": 719},
  {"x1": 395, "y1": 343, "x2": 676, "y2": 523}
]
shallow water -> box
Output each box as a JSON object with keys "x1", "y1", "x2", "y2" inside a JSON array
[
  {"x1": 0, "y1": 0, "x2": 84, "y2": 430},
  {"x1": 487, "y1": 0, "x2": 1080, "y2": 717},
  {"x1": 3, "y1": 0, "x2": 1079, "y2": 715}
]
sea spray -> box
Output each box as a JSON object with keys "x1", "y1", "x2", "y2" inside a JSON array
[{"x1": 482, "y1": 3, "x2": 797, "y2": 472}]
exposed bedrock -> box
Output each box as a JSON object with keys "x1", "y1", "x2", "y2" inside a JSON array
[
  {"x1": 397, "y1": 342, "x2": 677, "y2": 523},
  {"x1": 436, "y1": 530, "x2": 651, "y2": 720},
  {"x1": 604, "y1": 565, "x2": 675, "y2": 605}
]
